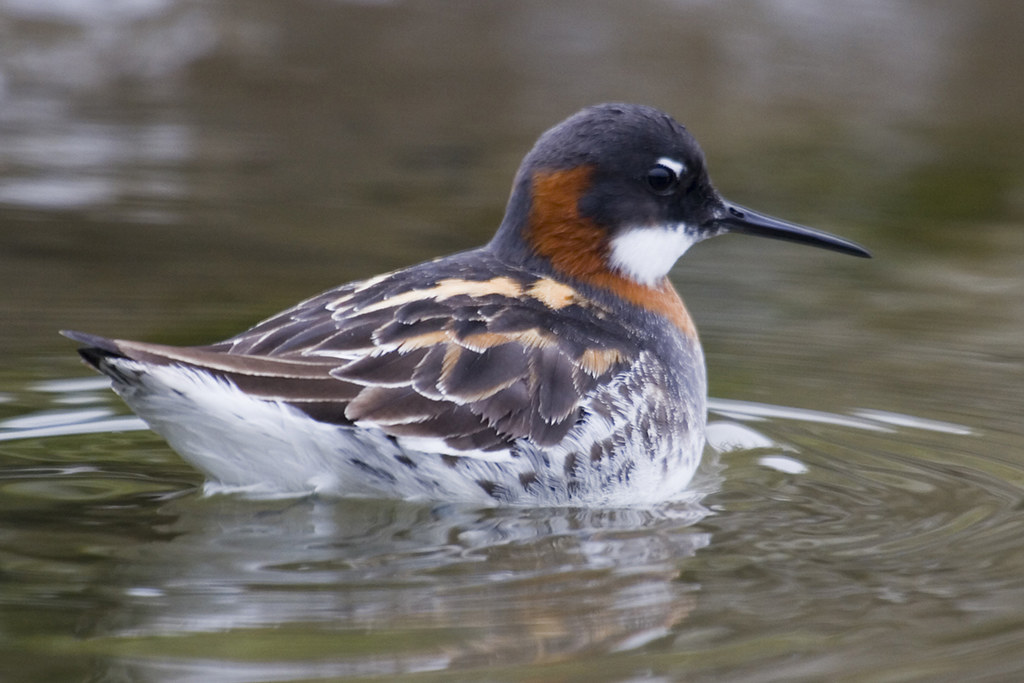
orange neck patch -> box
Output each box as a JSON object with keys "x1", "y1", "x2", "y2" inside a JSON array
[{"x1": 525, "y1": 167, "x2": 696, "y2": 337}]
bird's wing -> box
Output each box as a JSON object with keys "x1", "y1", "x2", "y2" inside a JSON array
[{"x1": 72, "y1": 267, "x2": 639, "y2": 456}]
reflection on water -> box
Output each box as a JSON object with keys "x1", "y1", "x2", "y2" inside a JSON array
[
  {"x1": 2, "y1": 394, "x2": 712, "y2": 678},
  {"x1": 0, "y1": 376, "x2": 1014, "y2": 680},
  {"x1": 0, "y1": 377, "x2": 146, "y2": 442},
  {"x1": 90, "y1": 500, "x2": 706, "y2": 676}
]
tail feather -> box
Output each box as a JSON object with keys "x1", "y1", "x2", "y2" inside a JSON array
[
  {"x1": 61, "y1": 330, "x2": 341, "y2": 384},
  {"x1": 61, "y1": 329, "x2": 122, "y2": 352},
  {"x1": 61, "y1": 330, "x2": 128, "y2": 371}
]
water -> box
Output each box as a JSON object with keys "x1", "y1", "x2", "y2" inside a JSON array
[{"x1": 2, "y1": 1, "x2": 1024, "y2": 680}]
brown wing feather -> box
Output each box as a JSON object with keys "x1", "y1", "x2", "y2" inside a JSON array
[
  {"x1": 317, "y1": 280, "x2": 635, "y2": 448},
  {"x1": 83, "y1": 257, "x2": 640, "y2": 454}
]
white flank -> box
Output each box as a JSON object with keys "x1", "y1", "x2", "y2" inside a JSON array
[
  {"x1": 103, "y1": 360, "x2": 501, "y2": 501},
  {"x1": 608, "y1": 225, "x2": 700, "y2": 287}
]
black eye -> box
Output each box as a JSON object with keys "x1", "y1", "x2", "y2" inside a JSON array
[{"x1": 646, "y1": 164, "x2": 680, "y2": 195}]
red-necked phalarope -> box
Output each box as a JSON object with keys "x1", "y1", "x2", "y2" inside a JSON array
[{"x1": 65, "y1": 103, "x2": 869, "y2": 505}]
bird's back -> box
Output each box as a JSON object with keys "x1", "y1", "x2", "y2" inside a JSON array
[{"x1": 68, "y1": 246, "x2": 705, "y2": 504}]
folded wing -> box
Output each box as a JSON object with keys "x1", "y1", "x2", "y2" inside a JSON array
[{"x1": 70, "y1": 267, "x2": 639, "y2": 456}]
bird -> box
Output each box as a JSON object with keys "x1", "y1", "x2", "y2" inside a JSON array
[{"x1": 64, "y1": 103, "x2": 869, "y2": 506}]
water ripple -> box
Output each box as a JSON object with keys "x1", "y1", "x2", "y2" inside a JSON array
[{"x1": 1, "y1": 376, "x2": 1020, "y2": 680}]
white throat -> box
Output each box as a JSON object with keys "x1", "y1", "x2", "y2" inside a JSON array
[{"x1": 608, "y1": 225, "x2": 700, "y2": 287}]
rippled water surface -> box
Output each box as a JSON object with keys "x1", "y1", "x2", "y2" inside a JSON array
[{"x1": 3, "y1": 2, "x2": 1024, "y2": 681}]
